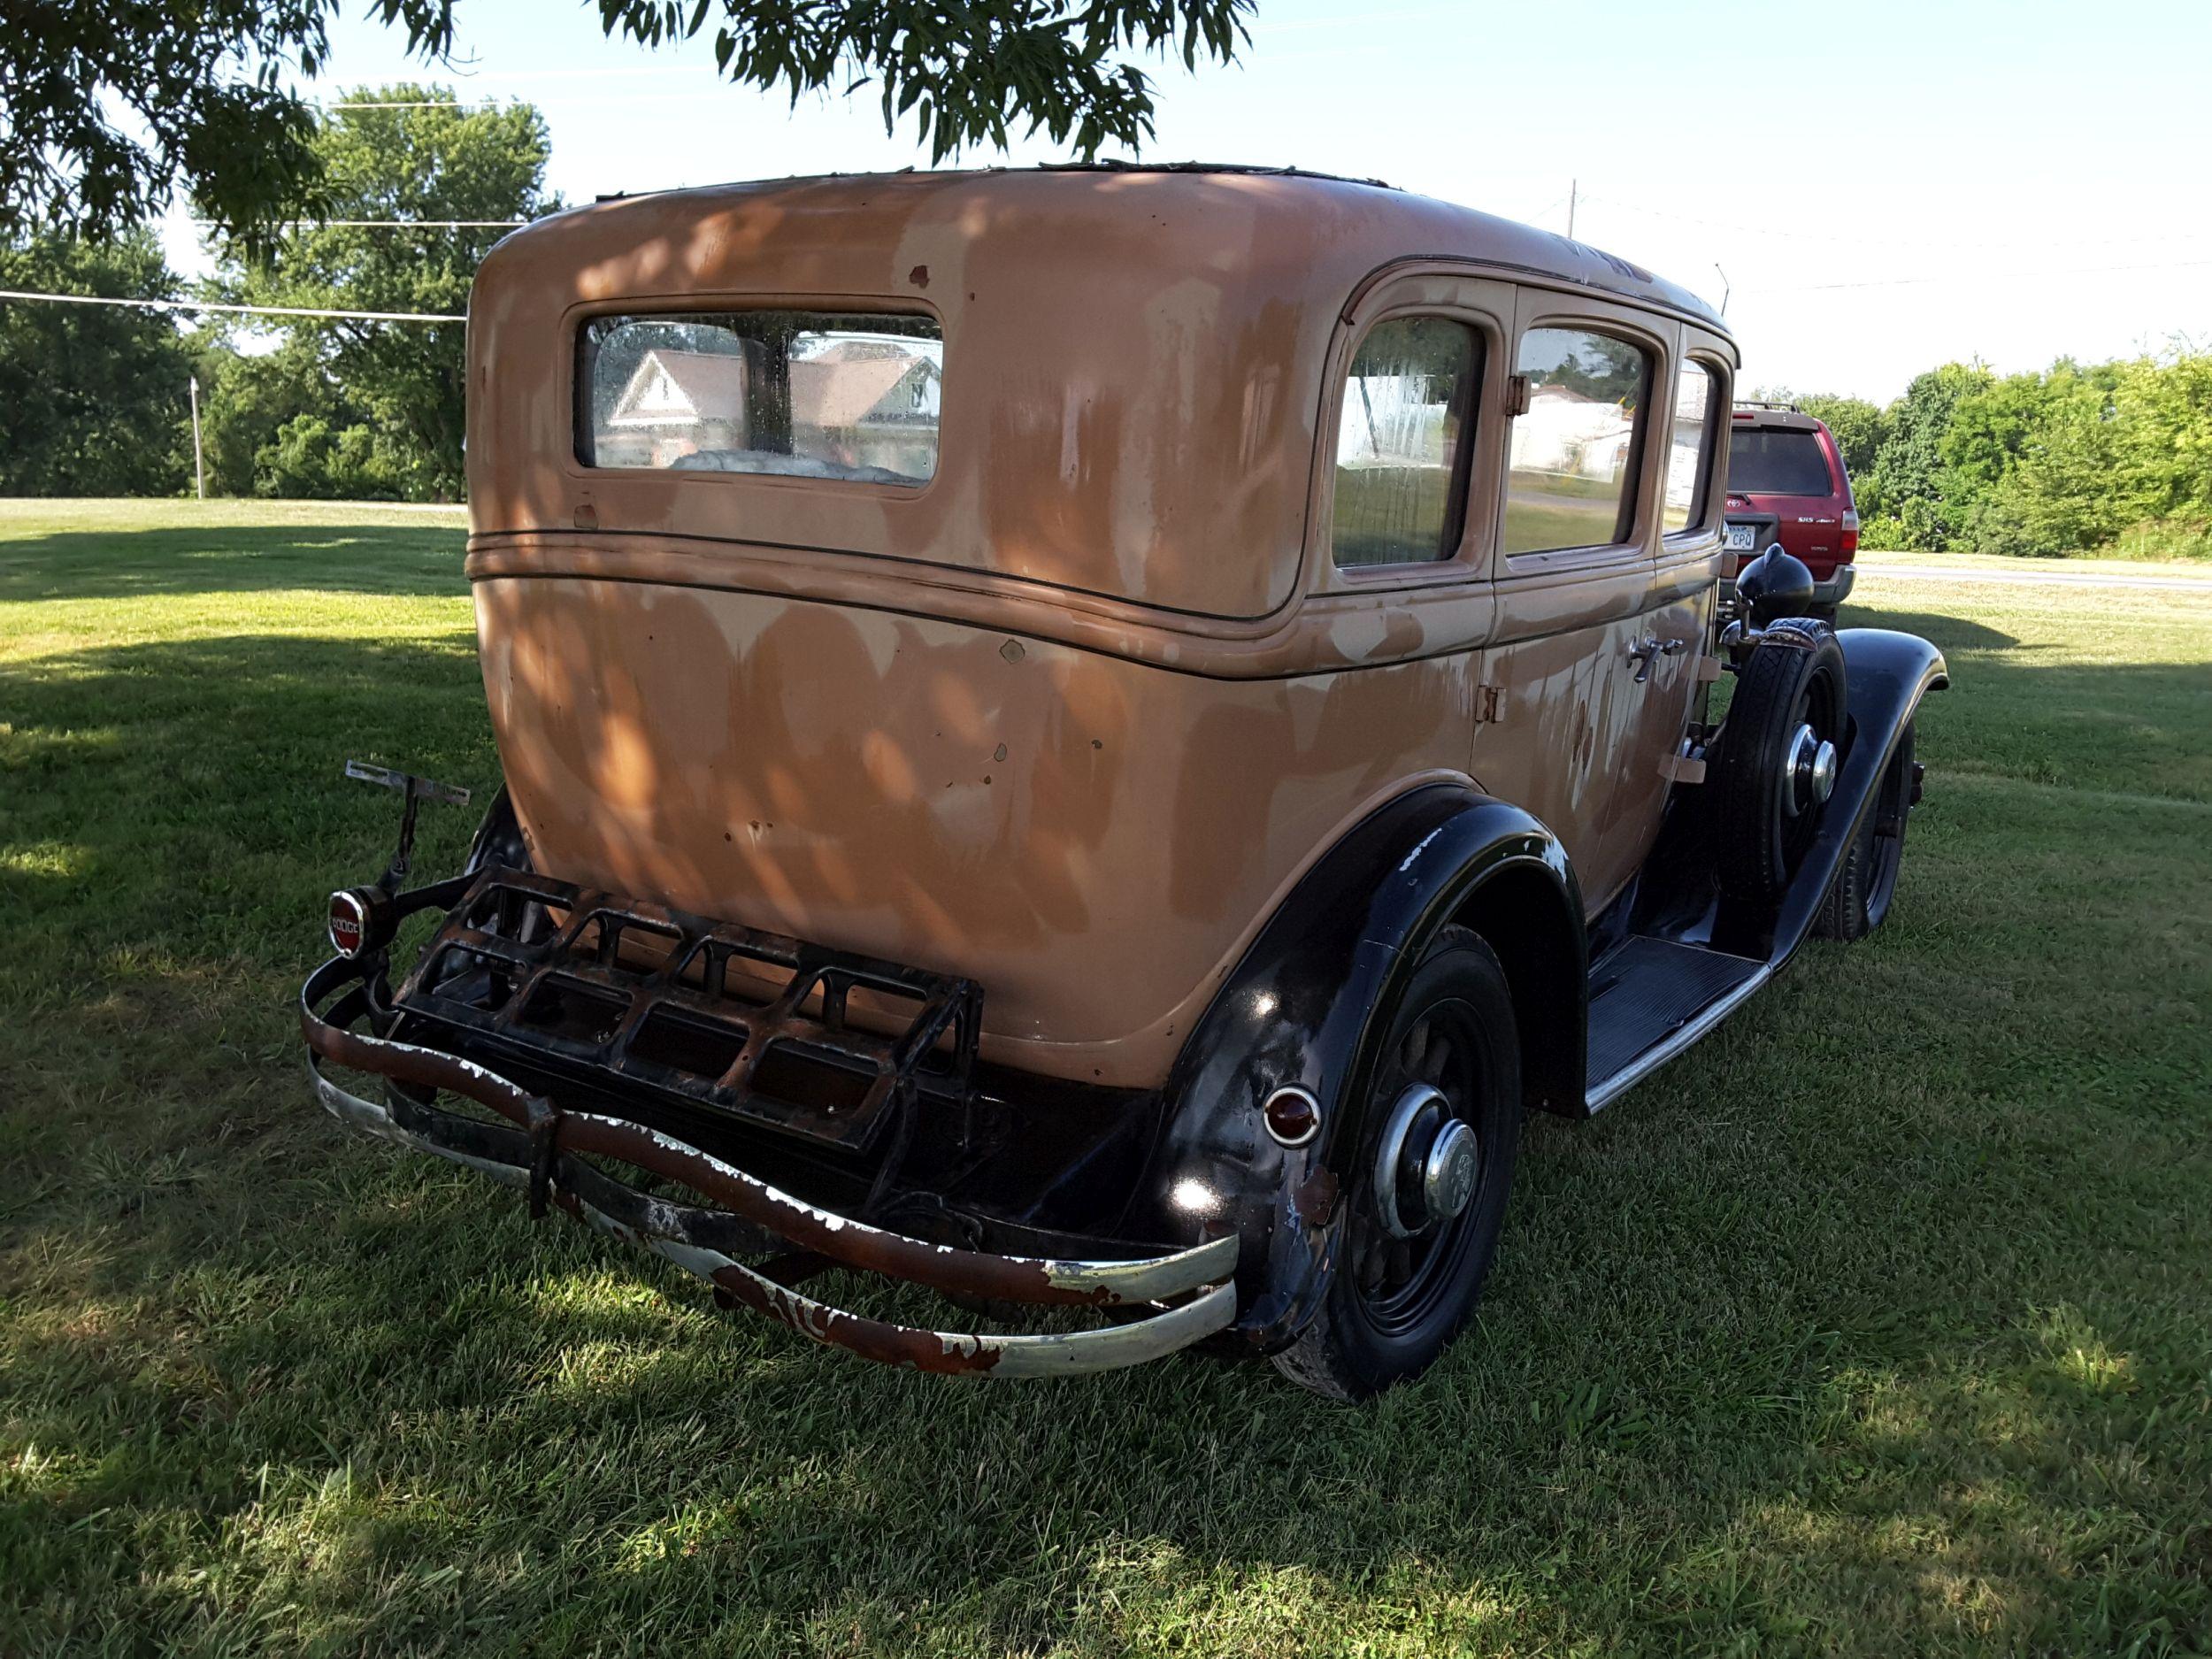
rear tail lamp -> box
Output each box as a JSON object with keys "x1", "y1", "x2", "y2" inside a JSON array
[
  {"x1": 1840, "y1": 511, "x2": 1861, "y2": 558},
  {"x1": 327, "y1": 886, "x2": 396, "y2": 959}
]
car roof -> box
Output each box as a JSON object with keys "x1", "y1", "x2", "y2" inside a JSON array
[
  {"x1": 525, "y1": 165, "x2": 1731, "y2": 335},
  {"x1": 1731, "y1": 402, "x2": 1827, "y2": 434},
  {"x1": 468, "y1": 168, "x2": 1734, "y2": 621}
]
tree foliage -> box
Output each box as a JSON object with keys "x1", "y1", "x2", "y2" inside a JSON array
[
  {"x1": 0, "y1": 231, "x2": 194, "y2": 495},
  {"x1": 1793, "y1": 349, "x2": 2212, "y2": 558},
  {"x1": 206, "y1": 87, "x2": 556, "y2": 500},
  {"x1": 601, "y1": 0, "x2": 1250, "y2": 163},
  {"x1": 0, "y1": 0, "x2": 1248, "y2": 241},
  {"x1": 1795, "y1": 394, "x2": 1883, "y2": 483},
  {"x1": 0, "y1": 1, "x2": 454, "y2": 244}
]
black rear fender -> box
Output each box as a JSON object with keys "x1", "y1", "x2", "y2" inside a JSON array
[{"x1": 1133, "y1": 781, "x2": 1585, "y2": 1353}]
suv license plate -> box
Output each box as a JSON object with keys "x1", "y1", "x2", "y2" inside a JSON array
[{"x1": 1724, "y1": 524, "x2": 1756, "y2": 552}]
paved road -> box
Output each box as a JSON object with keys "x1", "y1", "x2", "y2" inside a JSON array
[{"x1": 1860, "y1": 561, "x2": 2212, "y2": 594}]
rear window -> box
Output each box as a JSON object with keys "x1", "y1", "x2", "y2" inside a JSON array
[
  {"x1": 577, "y1": 311, "x2": 941, "y2": 484},
  {"x1": 1727, "y1": 426, "x2": 1834, "y2": 497}
]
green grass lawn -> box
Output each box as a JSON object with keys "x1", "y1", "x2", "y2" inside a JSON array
[{"x1": 3, "y1": 500, "x2": 2208, "y2": 1656}]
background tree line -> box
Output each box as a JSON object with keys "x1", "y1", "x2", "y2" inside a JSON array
[
  {"x1": 0, "y1": 86, "x2": 550, "y2": 503},
  {"x1": 1778, "y1": 350, "x2": 2212, "y2": 559}
]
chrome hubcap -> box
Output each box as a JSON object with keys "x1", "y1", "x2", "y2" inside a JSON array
[
  {"x1": 1373, "y1": 1082, "x2": 1481, "y2": 1240},
  {"x1": 1422, "y1": 1118, "x2": 1480, "y2": 1223},
  {"x1": 1783, "y1": 722, "x2": 1838, "y2": 818}
]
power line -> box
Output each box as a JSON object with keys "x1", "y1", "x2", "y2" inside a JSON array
[{"x1": 0, "y1": 288, "x2": 465, "y2": 323}]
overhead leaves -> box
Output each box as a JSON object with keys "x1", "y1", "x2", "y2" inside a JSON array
[{"x1": 0, "y1": 0, "x2": 1250, "y2": 239}]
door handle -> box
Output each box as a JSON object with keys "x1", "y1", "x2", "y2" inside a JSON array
[{"x1": 1625, "y1": 636, "x2": 1686, "y2": 684}]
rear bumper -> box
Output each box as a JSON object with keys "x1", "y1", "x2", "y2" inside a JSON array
[
  {"x1": 301, "y1": 953, "x2": 1236, "y2": 1377},
  {"x1": 1812, "y1": 563, "x2": 1856, "y2": 607}
]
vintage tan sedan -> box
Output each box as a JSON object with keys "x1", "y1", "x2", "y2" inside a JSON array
[{"x1": 302, "y1": 166, "x2": 1943, "y2": 1399}]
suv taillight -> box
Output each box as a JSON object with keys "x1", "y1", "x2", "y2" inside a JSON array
[{"x1": 1840, "y1": 510, "x2": 1860, "y2": 558}]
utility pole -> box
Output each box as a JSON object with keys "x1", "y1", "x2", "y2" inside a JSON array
[
  {"x1": 188, "y1": 376, "x2": 205, "y2": 500},
  {"x1": 1567, "y1": 179, "x2": 1578, "y2": 241}
]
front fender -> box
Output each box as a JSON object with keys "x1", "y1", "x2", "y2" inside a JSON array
[{"x1": 1129, "y1": 781, "x2": 1581, "y2": 1354}]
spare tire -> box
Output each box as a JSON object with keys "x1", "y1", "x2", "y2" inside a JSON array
[{"x1": 1714, "y1": 618, "x2": 1847, "y2": 904}]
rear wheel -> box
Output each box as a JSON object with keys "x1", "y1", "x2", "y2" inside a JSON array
[
  {"x1": 1273, "y1": 926, "x2": 1522, "y2": 1402},
  {"x1": 1713, "y1": 618, "x2": 1848, "y2": 904},
  {"x1": 1818, "y1": 721, "x2": 1916, "y2": 941}
]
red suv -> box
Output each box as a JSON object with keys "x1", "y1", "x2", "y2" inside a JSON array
[{"x1": 1724, "y1": 403, "x2": 1859, "y2": 618}]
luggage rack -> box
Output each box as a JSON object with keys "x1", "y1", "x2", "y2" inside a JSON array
[{"x1": 390, "y1": 867, "x2": 982, "y2": 1155}]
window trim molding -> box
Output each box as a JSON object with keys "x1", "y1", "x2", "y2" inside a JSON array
[
  {"x1": 563, "y1": 296, "x2": 948, "y2": 499},
  {"x1": 1494, "y1": 300, "x2": 1671, "y2": 580},
  {"x1": 1304, "y1": 267, "x2": 1517, "y2": 601},
  {"x1": 1660, "y1": 353, "x2": 1728, "y2": 541}
]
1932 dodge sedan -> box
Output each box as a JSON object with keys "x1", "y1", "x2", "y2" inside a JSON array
[{"x1": 302, "y1": 166, "x2": 1945, "y2": 1399}]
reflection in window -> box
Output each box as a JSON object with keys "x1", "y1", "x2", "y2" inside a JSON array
[
  {"x1": 1663, "y1": 362, "x2": 1715, "y2": 532},
  {"x1": 1502, "y1": 327, "x2": 1651, "y2": 554},
  {"x1": 1331, "y1": 317, "x2": 1480, "y2": 567},
  {"x1": 578, "y1": 311, "x2": 941, "y2": 483}
]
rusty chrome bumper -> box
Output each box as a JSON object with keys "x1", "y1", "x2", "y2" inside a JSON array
[{"x1": 302, "y1": 956, "x2": 1236, "y2": 1377}]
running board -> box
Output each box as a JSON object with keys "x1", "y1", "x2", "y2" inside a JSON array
[{"x1": 1583, "y1": 937, "x2": 1769, "y2": 1111}]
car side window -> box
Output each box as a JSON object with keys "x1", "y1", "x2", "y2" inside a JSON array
[
  {"x1": 1331, "y1": 316, "x2": 1482, "y2": 568},
  {"x1": 1663, "y1": 361, "x2": 1717, "y2": 534},
  {"x1": 1502, "y1": 326, "x2": 1652, "y2": 555}
]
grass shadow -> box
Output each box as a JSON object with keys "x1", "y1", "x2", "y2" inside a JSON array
[
  {"x1": 1, "y1": 523, "x2": 2208, "y2": 1654},
  {"x1": 0, "y1": 522, "x2": 468, "y2": 603}
]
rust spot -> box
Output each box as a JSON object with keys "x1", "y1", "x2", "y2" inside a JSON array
[
  {"x1": 993, "y1": 743, "x2": 1008, "y2": 762},
  {"x1": 908, "y1": 263, "x2": 930, "y2": 288},
  {"x1": 1294, "y1": 1164, "x2": 1340, "y2": 1225},
  {"x1": 710, "y1": 1266, "x2": 1006, "y2": 1373}
]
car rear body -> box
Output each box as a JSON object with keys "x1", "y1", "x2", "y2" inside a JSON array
[
  {"x1": 1722, "y1": 403, "x2": 1858, "y2": 611},
  {"x1": 296, "y1": 168, "x2": 1946, "y2": 1388}
]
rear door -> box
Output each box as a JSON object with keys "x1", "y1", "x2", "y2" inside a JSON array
[{"x1": 1474, "y1": 292, "x2": 1676, "y2": 916}]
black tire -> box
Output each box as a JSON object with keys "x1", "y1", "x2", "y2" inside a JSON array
[
  {"x1": 1713, "y1": 618, "x2": 1847, "y2": 904},
  {"x1": 1273, "y1": 926, "x2": 1523, "y2": 1402},
  {"x1": 1817, "y1": 720, "x2": 1915, "y2": 941}
]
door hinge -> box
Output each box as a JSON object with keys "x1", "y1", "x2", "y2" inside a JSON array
[
  {"x1": 1503, "y1": 373, "x2": 1532, "y2": 419},
  {"x1": 1663, "y1": 741, "x2": 1708, "y2": 785},
  {"x1": 1476, "y1": 684, "x2": 1505, "y2": 723}
]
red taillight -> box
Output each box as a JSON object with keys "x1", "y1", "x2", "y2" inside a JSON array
[
  {"x1": 1840, "y1": 510, "x2": 1860, "y2": 558},
  {"x1": 327, "y1": 889, "x2": 369, "y2": 957}
]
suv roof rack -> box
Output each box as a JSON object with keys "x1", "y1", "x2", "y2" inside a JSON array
[{"x1": 1733, "y1": 398, "x2": 1802, "y2": 414}]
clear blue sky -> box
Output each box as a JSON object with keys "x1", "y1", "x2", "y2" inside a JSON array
[{"x1": 170, "y1": 0, "x2": 2212, "y2": 402}]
